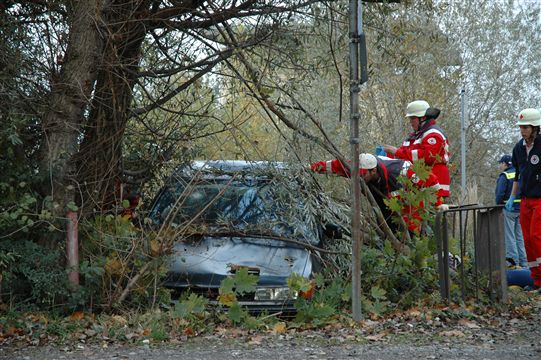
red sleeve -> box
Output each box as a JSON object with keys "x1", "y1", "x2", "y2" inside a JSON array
[
  {"x1": 395, "y1": 133, "x2": 446, "y2": 165},
  {"x1": 404, "y1": 168, "x2": 443, "y2": 208},
  {"x1": 405, "y1": 168, "x2": 439, "y2": 189},
  {"x1": 310, "y1": 159, "x2": 350, "y2": 177}
]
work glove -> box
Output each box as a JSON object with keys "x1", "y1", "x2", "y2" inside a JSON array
[
  {"x1": 505, "y1": 195, "x2": 516, "y2": 211},
  {"x1": 375, "y1": 145, "x2": 387, "y2": 157}
]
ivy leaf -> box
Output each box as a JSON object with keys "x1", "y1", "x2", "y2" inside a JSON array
[
  {"x1": 233, "y1": 268, "x2": 258, "y2": 295},
  {"x1": 174, "y1": 293, "x2": 208, "y2": 318},
  {"x1": 67, "y1": 201, "x2": 79, "y2": 212},
  {"x1": 287, "y1": 273, "x2": 311, "y2": 293},
  {"x1": 370, "y1": 286, "x2": 387, "y2": 300},
  {"x1": 309, "y1": 303, "x2": 335, "y2": 319},
  {"x1": 227, "y1": 302, "x2": 245, "y2": 323},
  {"x1": 371, "y1": 300, "x2": 390, "y2": 315},
  {"x1": 411, "y1": 159, "x2": 430, "y2": 181},
  {"x1": 341, "y1": 283, "x2": 352, "y2": 302},
  {"x1": 384, "y1": 197, "x2": 402, "y2": 213},
  {"x1": 218, "y1": 292, "x2": 236, "y2": 306},
  {"x1": 383, "y1": 240, "x2": 394, "y2": 257},
  {"x1": 219, "y1": 277, "x2": 235, "y2": 294}
]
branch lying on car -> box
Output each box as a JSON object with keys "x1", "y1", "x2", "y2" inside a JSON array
[
  {"x1": 182, "y1": 230, "x2": 350, "y2": 255},
  {"x1": 213, "y1": 18, "x2": 408, "y2": 255}
]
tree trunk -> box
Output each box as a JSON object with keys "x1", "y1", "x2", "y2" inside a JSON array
[
  {"x1": 39, "y1": 0, "x2": 103, "y2": 216},
  {"x1": 76, "y1": 1, "x2": 151, "y2": 215}
]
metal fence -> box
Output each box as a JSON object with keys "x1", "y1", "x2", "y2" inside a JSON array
[{"x1": 434, "y1": 205, "x2": 507, "y2": 303}]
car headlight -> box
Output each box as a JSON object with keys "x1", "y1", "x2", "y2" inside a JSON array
[{"x1": 254, "y1": 287, "x2": 297, "y2": 301}]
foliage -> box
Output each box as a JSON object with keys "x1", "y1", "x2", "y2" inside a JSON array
[
  {"x1": 362, "y1": 286, "x2": 391, "y2": 316},
  {"x1": 173, "y1": 293, "x2": 209, "y2": 320},
  {"x1": 291, "y1": 274, "x2": 346, "y2": 326},
  {"x1": 77, "y1": 214, "x2": 171, "y2": 311},
  {"x1": 218, "y1": 268, "x2": 259, "y2": 326},
  {"x1": 0, "y1": 240, "x2": 70, "y2": 309},
  {"x1": 362, "y1": 237, "x2": 439, "y2": 308}
]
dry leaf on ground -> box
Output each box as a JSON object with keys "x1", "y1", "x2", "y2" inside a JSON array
[
  {"x1": 458, "y1": 319, "x2": 480, "y2": 329},
  {"x1": 365, "y1": 331, "x2": 388, "y2": 341},
  {"x1": 273, "y1": 322, "x2": 287, "y2": 334},
  {"x1": 440, "y1": 330, "x2": 466, "y2": 337}
]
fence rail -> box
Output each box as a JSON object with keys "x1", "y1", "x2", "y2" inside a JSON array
[{"x1": 435, "y1": 205, "x2": 507, "y2": 303}]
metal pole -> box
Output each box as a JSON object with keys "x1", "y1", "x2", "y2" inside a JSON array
[
  {"x1": 349, "y1": 0, "x2": 362, "y2": 322},
  {"x1": 460, "y1": 88, "x2": 466, "y2": 204}
]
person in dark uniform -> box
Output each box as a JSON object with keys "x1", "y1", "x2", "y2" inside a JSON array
[
  {"x1": 507, "y1": 108, "x2": 541, "y2": 292},
  {"x1": 495, "y1": 154, "x2": 526, "y2": 267}
]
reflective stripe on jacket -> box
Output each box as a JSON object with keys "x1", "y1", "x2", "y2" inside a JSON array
[
  {"x1": 495, "y1": 166, "x2": 520, "y2": 212},
  {"x1": 394, "y1": 120, "x2": 451, "y2": 198}
]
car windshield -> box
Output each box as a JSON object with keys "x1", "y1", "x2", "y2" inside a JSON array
[{"x1": 150, "y1": 175, "x2": 317, "y2": 241}]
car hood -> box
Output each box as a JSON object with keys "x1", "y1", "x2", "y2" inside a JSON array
[{"x1": 163, "y1": 236, "x2": 314, "y2": 288}]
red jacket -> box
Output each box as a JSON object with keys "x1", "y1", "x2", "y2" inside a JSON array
[{"x1": 393, "y1": 120, "x2": 450, "y2": 198}]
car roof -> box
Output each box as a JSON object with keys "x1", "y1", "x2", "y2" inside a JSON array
[{"x1": 192, "y1": 160, "x2": 286, "y2": 171}]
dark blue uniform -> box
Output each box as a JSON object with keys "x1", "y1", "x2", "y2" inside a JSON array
[
  {"x1": 512, "y1": 136, "x2": 541, "y2": 198},
  {"x1": 511, "y1": 133, "x2": 541, "y2": 284},
  {"x1": 495, "y1": 166, "x2": 520, "y2": 212}
]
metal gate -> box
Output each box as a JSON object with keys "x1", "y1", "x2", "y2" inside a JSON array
[{"x1": 435, "y1": 205, "x2": 507, "y2": 303}]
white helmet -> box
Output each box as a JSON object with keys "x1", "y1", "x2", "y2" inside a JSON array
[
  {"x1": 359, "y1": 153, "x2": 377, "y2": 169},
  {"x1": 517, "y1": 108, "x2": 541, "y2": 127},
  {"x1": 405, "y1": 100, "x2": 430, "y2": 117}
]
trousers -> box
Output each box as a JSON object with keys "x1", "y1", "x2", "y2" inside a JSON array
[
  {"x1": 503, "y1": 209, "x2": 527, "y2": 267},
  {"x1": 520, "y1": 198, "x2": 541, "y2": 287}
]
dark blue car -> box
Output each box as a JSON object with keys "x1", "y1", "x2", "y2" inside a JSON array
[{"x1": 149, "y1": 160, "x2": 340, "y2": 313}]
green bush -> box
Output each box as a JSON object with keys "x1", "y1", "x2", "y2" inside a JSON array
[{"x1": 0, "y1": 239, "x2": 70, "y2": 309}]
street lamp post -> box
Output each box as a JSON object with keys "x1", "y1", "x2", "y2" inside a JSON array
[
  {"x1": 349, "y1": 0, "x2": 367, "y2": 322},
  {"x1": 460, "y1": 88, "x2": 467, "y2": 204}
]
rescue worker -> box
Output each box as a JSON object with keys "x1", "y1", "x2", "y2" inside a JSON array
[
  {"x1": 507, "y1": 108, "x2": 541, "y2": 292},
  {"x1": 383, "y1": 100, "x2": 451, "y2": 202},
  {"x1": 310, "y1": 154, "x2": 441, "y2": 234},
  {"x1": 495, "y1": 154, "x2": 526, "y2": 267}
]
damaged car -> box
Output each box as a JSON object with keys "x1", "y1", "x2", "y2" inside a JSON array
[{"x1": 149, "y1": 160, "x2": 342, "y2": 313}]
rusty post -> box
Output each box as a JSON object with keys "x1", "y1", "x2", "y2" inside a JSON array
[{"x1": 66, "y1": 210, "x2": 79, "y2": 287}]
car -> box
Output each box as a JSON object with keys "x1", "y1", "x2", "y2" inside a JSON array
[{"x1": 148, "y1": 160, "x2": 341, "y2": 313}]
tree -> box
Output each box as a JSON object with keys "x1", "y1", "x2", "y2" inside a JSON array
[
  {"x1": 1, "y1": 0, "x2": 334, "y2": 219},
  {"x1": 437, "y1": 0, "x2": 541, "y2": 202}
]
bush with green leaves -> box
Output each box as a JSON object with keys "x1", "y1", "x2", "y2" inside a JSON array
[
  {"x1": 217, "y1": 267, "x2": 260, "y2": 326},
  {"x1": 288, "y1": 273, "x2": 346, "y2": 325},
  {"x1": 77, "y1": 214, "x2": 172, "y2": 310},
  {"x1": 0, "y1": 239, "x2": 70, "y2": 309}
]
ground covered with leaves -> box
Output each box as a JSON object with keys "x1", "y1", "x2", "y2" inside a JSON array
[{"x1": 2, "y1": 292, "x2": 541, "y2": 360}]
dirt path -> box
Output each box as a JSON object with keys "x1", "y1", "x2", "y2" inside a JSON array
[
  {"x1": 3, "y1": 313, "x2": 541, "y2": 360},
  {"x1": 3, "y1": 296, "x2": 541, "y2": 360},
  {"x1": 3, "y1": 337, "x2": 540, "y2": 360}
]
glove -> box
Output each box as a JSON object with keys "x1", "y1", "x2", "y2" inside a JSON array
[
  {"x1": 375, "y1": 145, "x2": 387, "y2": 157},
  {"x1": 437, "y1": 204, "x2": 449, "y2": 212},
  {"x1": 505, "y1": 195, "x2": 516, "y2": 211}
]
